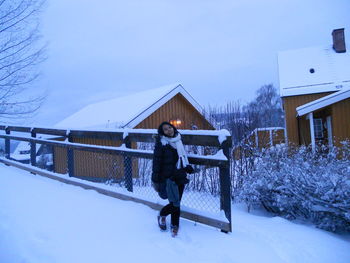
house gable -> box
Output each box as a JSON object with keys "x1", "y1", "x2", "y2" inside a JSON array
[
  {"x1": 135, "y1": 93, "x2": 214, "y2": 130},
  {"x1": 123, "y1": 84, "x2": 209, "y2": 128}
]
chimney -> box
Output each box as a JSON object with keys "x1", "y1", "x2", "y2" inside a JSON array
[{"x1": 332, "y1": 28, "x2": 346, "y2": 53}]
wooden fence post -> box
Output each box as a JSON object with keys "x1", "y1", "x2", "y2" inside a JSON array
[
  {"x1": 123, "y1": 135, "x2": 133, "y2": 192},
  {"x1": 219, "y1": 139, "x2": 232, "y2": 232},
  {"x1": 30, "y1": 130, "x2": 37, "y2": 166},
  {"x1": 67, "y1": 132, "x2": 75, "y2": 177},
  {"x1": 5, "y1": 127, "x2": 10, "y2": 159}
]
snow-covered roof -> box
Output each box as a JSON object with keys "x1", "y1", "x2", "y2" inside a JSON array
[
  {"x1": 55, "y1": 84, "x2": 205, "y2": 129},
  {"x1": 296, "y1": 87, "x2": 350, "y2": 116},
  {"x1": 278, "y1": 43, "x2": 350, "y2": 97},
  {"x1": 12, "y1": 141, "x2": 32, "y2": 161},
  {"x1": 12, "y1": 134, "x2": 54, "y2": 160}
]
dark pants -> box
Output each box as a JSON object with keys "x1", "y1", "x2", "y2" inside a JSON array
[{"x1": 159, "y1": 184, "x2": 185, "y2": 227}]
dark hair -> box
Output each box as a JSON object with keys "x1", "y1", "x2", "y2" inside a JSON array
[{"x1": 157, "y1": 121, "x2": 178, "y2": 137}]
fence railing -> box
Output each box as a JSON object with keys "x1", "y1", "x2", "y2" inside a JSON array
[{"x1": 0, "y1": 125, "x2": 232, "y2": 232}]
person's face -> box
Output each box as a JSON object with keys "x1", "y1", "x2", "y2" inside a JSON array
[{"x1": 162, "y1": 124, "x2": 175, "y2": 137}]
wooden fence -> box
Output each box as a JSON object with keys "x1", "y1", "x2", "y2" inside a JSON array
[{"x1": 0, "y1": 125, "x2": 232, "y2": 232}]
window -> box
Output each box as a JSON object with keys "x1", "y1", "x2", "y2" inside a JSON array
[
  {"x1": 313, "y1": 118, "x2": 323, "y2": 139},
  {"x1": 170, "y1": 119, "x2": 182, "y2": 127}
]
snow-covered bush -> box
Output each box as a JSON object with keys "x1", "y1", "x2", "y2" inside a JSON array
[
  {"x1": 0, "y1": 141, "x2": 4, "y2": 156},
  {"x1": 36, "y1": 153, "x2": 54, "y2": 171},
  {"x1": 236, "y1": 142, "x2": 350, "y2": 232}
]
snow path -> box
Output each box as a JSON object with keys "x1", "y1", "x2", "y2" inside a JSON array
[{"x1": 0, "y1": 164, "x2": 349, "y2": 263}]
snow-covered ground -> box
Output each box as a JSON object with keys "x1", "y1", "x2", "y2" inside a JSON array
[{"x1": 0, "y1": 164, "x2": 349, "y2": 263}]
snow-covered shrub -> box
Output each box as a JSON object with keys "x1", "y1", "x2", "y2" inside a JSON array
[
  {"x1": 0, "y1": 140, "x2": 4, "y2": 156},
  {"x1": 231, "y1": 140, "x2": 263, "y2": 203},
  {"x1": 36, "y1": 153, "x2": 54, "y2": 171},
  {"x1": 236, "y1": 142, "x2": 350, "y2": 232}
]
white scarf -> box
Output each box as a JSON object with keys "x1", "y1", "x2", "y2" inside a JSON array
[{"x1": 161, "y1": 133, "x2": 189, "y2": 169}]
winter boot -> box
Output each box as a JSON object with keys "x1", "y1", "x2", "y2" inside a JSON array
[
  {"x1": 157, "y1": 215, "x2": 167, "y2": 231},
  {"x1": 170, "y1": 225, "x2": 179, "y2": 237}
]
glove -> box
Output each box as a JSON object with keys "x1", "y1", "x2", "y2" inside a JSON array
[{"x1": 184, "y1": 165, "x2": 194, "y2": 174}]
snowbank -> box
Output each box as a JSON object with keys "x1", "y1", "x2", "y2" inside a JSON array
[{"x1": 0, "y1": 164, "x2": 349, "y2": 263}]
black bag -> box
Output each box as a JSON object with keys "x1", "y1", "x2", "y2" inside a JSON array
[
  {"x1": 158, "y1": 181, "x2": 167, "y2": 199},
  {"x1": 152, "y1": 181, "x2": 167, "y2": 199}
]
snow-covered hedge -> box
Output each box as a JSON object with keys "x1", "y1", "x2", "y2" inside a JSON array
[{"x1": 236, "y1": 142, "x2": 350, "y2": 232}]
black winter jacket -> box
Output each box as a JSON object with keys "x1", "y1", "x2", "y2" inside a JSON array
[{"x1": 151, "y1": 138, "x2": 188, "y2": 185}]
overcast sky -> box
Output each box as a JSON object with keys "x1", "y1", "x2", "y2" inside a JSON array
[{"x1": 31, "y1": 0, "x2": 350, "y2": 126}]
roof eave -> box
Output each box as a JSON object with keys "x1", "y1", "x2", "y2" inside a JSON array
[{"x1": 296, "y1": 88, "x2": 350, "y2": 117}]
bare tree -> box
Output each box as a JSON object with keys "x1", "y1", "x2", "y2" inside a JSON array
[
  {"x1": 205, "y1": 85, "x2": 285, "y2": 199},
  {"x1": 0, "y1": 0, "x2": 46, "y2": 121},
  {"x1": 206, "y1": 101, "x2": 254, "y2": 145},
  {"x1": 244, "y1": 84, "x2": 284, "y2": 129}
]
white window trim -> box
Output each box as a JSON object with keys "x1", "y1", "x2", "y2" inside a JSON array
[{"x1": 307, "y1": 113, "x2": 316, "y2": 152}]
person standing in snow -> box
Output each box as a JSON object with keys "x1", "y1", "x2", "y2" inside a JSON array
[{"x1": 151, "y1": 121, "x2": 194, "y2": 237}]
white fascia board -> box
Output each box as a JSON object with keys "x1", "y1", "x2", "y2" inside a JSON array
[
  {"x1": 177, "y1": 86, "x2": 204, "y2": 113},
  {"x1": 280, "y1": 83, "x2": 340, "y2": 97},
  {"x1": 177, "y1": 86, "x2": 214, "y2": 126},
  {"x1": 297, "y1": 88, "x2": 350, "y2": 116},
  {"x1": 123, "y1": 84, "x2": 183, "y2": 128}
]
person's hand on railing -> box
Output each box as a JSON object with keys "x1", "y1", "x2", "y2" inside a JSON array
[{"x1": 184, "y1": 165, "x2": 194, "y2": 174}]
